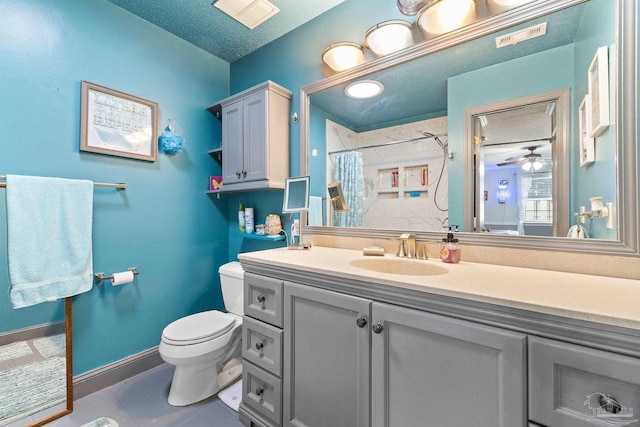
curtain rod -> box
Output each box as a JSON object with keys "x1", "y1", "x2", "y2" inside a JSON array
[
  {"x1": 0, "y1": 175, "x2": 127, "y2": 190},
  {"x1": 328, "y1": 132, "x2": 447, "y2": 155}
]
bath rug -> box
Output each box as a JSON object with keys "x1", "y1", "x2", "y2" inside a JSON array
[
  {"x1": 33, "y1": 334, "x2": 66, "y2": 358},
  {"x1": 218, "y1": 379, "x2": 242, "y2": 412},
  {"x1": 0, "y1": 341, "x2": 32, "y2": 362},
  {"x1": 81, "y1": 417, "x2": 119, "y2": 427},
  {"x1": 0, "y1": 357, "x2": 66, "y2": 426}
]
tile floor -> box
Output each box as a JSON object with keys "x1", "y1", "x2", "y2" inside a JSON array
[{"x1": 9, "y1": 364, "x2": 245, "y2": 427}]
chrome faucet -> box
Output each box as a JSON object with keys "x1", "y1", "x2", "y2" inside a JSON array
[{"x1": 396, "y1": 233, "x2": 416, "y2": 258}]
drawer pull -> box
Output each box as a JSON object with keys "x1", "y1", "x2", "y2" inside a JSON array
[
  {"x1": 372, "y1": 323, "x2": 384, "y2": 334},
  {"x1": 255, "y1": 386, "x2": 264, "y2": 396},
  {"x1": 356, "y1": 316, "x2": 368, "y2": 328},
  {"x1": 255, "y1": 341, "x2": 264, "y2": 351},
  {"x1": 598, "y1": 393, "x2": 622, "y2": 414},
  {"x1": 257, "y1": 295, "x2": 266, "y2": 303}
]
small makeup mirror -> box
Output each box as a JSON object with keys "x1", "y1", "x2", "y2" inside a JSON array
[
  {"x1": 283, "y1": 176, "x2": 310, "y2": 213},
  {"x1": 283, "y1": 176, "x2": 312, "y2": 250},
  {"x1": 328, "y1": 181, "x2": 349, "y2": 213}
]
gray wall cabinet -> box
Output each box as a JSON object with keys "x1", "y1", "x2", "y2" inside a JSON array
[
  {"x1": 216, "y1": 81, "x2": 291, "y2": 192},
  {"x1": 238, "y1": 265, "x2": 640, "y2": 427}
]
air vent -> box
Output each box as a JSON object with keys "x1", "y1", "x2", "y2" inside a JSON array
[
  {"x1": 495, "y1": 22, "x2": 547, "y2": 48},
  {"x1": 214, "y1": 0, "x2": 280, "y2": 30}
]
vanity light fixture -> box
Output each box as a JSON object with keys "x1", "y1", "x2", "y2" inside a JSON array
[
  {"x1": 364, "y1": 20, "x2": 414, "y2": 56},
  {"x1": 345, "y1": 80, "x2": 384, "y2": 99},
  {"x1": 416, "y1": 0, "x2": 477, "y2": 38},
  {"x1": 322, "y1": 42, "x2": 365, "y2": 72},
  {"x1": 487, "y1": 0, "x2": 535, "y2": 14}
]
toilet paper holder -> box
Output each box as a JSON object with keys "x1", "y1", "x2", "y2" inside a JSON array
[{"x1": 94, "y1": 268, "x2": 139, "y2": 285}]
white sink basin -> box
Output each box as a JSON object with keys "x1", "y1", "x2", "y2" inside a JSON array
[{"x1": 349, "y1": 257, "x2": 448, "y2": 276}]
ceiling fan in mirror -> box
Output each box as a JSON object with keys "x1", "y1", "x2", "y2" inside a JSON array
[{"x1": 497, "y1": 145, "x2": 545, "y2": 171}]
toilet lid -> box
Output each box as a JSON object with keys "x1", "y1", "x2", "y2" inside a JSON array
[{"x1": 162, "y1": 311, "x2": 235, "y2": 344}]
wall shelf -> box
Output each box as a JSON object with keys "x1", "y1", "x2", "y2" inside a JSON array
[{"x1": 232, "y1": 232, "x2": 285, "y2": 241}]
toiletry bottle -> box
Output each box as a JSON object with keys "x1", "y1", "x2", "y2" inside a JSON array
[
  {"x1": 238, "y1": 203, "x2": 246, "y2": 233},
  {"x1": 245, "y1": 207, "x2": 254, "y2": 234},
  {"x1": 440, "y1": 228, "x2": 461, "y2": 263}
]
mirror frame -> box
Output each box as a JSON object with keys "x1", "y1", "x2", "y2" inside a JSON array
[{"x1": 300, "y1": 0, "x2": 639, "y2": 258}]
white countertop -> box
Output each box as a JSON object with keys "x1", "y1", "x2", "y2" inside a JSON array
[{"x1": 239, "y1": 246, "x2": 640, "y2": 330}]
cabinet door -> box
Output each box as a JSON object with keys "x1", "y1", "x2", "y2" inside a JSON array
[
  {"x1": 243, "y1": 90, "x2": 268, "y2": 182},
  {"x1": 371, "y1": 302, "x2": 527, "y2": 427},
  {"x1": 283, "y1": 282, "x2": 371, "y2": 427},
  {"x1": 222, "y1": 100, "x2": 244, "y2": 184}
]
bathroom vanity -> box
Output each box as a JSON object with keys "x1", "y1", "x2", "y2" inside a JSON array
[{"x1": 237, "y1": 246, "x2": 640, "y2": 427}]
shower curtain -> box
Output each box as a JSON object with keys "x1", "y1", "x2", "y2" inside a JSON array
[{"x1": 333, "y1": 151, "x2": 364, "y2": 227}]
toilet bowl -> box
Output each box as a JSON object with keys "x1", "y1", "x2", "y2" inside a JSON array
[{"x1": 159, "y1": 261, "x2": 244, "y2": 406}]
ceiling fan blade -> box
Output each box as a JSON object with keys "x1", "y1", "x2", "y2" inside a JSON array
[{"x1": 496, "y1": 159, "x2": 524, "y2": 167}]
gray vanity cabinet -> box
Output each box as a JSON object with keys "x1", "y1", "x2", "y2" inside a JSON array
[
  {"x1": 371, "y1": 301, "x2": 527, "y2": 426},
  {"x1": 282, "y1": 281, "x2": 371, "y2": 427},
  {"x1": 281, "y1": 281, "x2": 527, "y2": 427},
  {"x1": 219, "y1": 81, "x2": 291, "y2": 192}
]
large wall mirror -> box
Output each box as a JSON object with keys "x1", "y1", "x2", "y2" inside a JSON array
[
  {"x1": 301, "y1": 0, "x2": 639, "y2": 257},
  {"x1": 0, "y1": 298, "x2": 73, "y2": 426}
]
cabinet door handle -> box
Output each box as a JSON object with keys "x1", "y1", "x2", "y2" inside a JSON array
[
  {"x1": 255, "y1": 386, "x2": 264, "y2": 396},
  {"x1": 598, "y1": 393, "x2": 622, "y2": 414},
  {"x1": 257, "y1": 295, "x2": 266, "y2": 303},
  {"x1": 255, "y1": 341, "x2": 264, "y2": 351},
  {"x1": 356, "y1": 316, "x2": 368, "y2": 328},
  {"x1": 372, "y1": 323, "x2": 384, "y2": 334},
  {"x1": 242, "y1": 170, "x2": 247, "y2": 177},
  {"x1": 236, "y1": 171, "x2": 241, "y2": 179}
]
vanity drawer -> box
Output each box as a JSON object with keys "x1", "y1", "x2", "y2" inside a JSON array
[
  {"x1": 245, "y1": 273, "x2": 284, "y2": 328},
  {"x1": 529, "y1": 336, "x2": 640, "y2": 427},
  {"x1": 242, "y1": 316, "x2": 283, "y2": 376},
  {"x1": 243, "y1": 361, "x2": 282, "y2": 425}
]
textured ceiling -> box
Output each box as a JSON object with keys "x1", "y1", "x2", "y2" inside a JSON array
[{"x1": 105, "y1": 0, "x2": 345, "y2": 62}]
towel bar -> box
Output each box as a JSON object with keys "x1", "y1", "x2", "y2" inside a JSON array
[
  {"x1": 94, "y1": 268, "x2": 139, "y2": 285},
  {"x1": 0, "y1": 175, "x2": 127, "y2": 190}
]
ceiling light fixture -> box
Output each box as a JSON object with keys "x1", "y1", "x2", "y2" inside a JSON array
[
  {"x1": 417, "y1": 0, "x2": 477, "y2": 38},
  {"x1": 345, "y1": 80, "x2": 384, "y2": 99},
  {"x1": 322, "y1": 42, "x2": 365, "y2": 72},
  {"x1": 522, "y1": 158, "x2": 544, "y2": 171},
  {"x1": 487, "y1": 0, "x2": 535, "y2": 14},
  {"x1": 364, "y1": 20, "x2": 414, "y2": 57}
]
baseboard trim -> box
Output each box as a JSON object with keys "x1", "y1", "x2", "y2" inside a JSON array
[{"x1": 73, "y1": 346, "x2": 164, "y2": 400}]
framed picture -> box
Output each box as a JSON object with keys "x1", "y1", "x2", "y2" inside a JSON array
[
  {"x1": 579, "y1": 94, "x2": 594, "y2": 167},
  {"x1": 587, "y1": 46, "x2": 609, "y2": 137},
  {"x1": 80, "y1": 81, "x2": 158, "y2": 161}
]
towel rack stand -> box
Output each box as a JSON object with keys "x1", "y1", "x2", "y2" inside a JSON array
[{"x1": 0, "y1": 175, "x2": 127, "y2": 190}]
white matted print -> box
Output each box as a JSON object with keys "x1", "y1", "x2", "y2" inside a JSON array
[
  {"x1": 587, "y1": 46, "x2": 609, "y2": 137},
  {"x1": 80, "y1": 81, "x2": 158, "y2": 161},
  {"x1": 579, "y1": 94, "x2": 594, "y2": 167}
]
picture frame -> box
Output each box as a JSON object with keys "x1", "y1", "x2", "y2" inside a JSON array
[
  {"x1": 80, "y1": 81, "x2": 158, "y2": 161},
  {"x1": 579, "y1": 94, "x2": 595, "y2": 167},
  {"x1": 587, "y1": 46, "x2": 609, "y2": 137}
]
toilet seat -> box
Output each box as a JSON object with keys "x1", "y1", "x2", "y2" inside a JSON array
[{"x1": 162, "y1": 311, "x2": 235, "y2": 346}]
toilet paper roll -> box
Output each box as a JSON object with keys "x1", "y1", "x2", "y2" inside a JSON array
[{"x1": 112, "y1": 270, "x2": 134, "y2": 286}]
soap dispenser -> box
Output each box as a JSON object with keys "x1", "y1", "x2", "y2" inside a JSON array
[{"x1": 440, "y1": 227, "x2": 461, "y2": 264}]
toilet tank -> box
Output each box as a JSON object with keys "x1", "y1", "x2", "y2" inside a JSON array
[{"x1": 219, "y1": 261, "x2": 244, "y2": 316}]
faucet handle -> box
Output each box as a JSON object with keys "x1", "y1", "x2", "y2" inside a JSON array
[
  {"x1": 396, "y1": 240, "x2": 406, "y2": 257},
  {"x1": 416, "y1": 242, "x2": 428, "y2": 260}
]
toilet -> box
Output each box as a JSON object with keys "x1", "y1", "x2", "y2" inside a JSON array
[{"x1": 159, "y1": 261, "x2": 244, "y2": 407}]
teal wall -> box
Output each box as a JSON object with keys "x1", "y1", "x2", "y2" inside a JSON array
[{"x1": 0, "y1": 0, "x2": 230, "y2": 375}]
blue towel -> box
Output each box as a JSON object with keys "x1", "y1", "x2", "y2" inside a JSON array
[{"x1": 6, "y1": 175, "x2": 94, "y2": 308}]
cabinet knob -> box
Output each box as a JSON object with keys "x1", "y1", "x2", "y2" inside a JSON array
[
  {"x1": 242, "y1": 170, "x2": 247, "y2": 177},
  {"x1": 356, "y1": 316, "x2": 368, "y2": 328},
  {"x1": 255, "y1": 341, "x2": 264, "y2": 351},
  {"x1": 372, "y1": 323, "x2": 384, "y2": 334},
  {"x1": 598, "y1": 393, "x2": 622, "y2": 414},
  {"x1": 255, "y1": 386, "x2": 264, "y2": 396},
  {"x1": 257, "y1": 295, "x2": 266, "y2": 303},
  {"x1": 236, "y1": 171, "x2": 241, "y2": 178}
]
